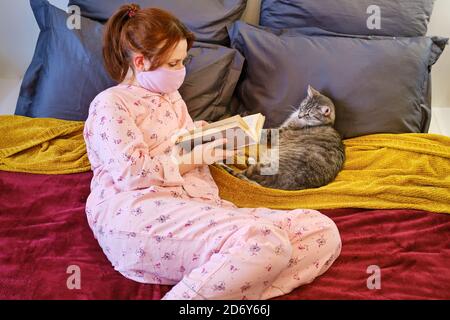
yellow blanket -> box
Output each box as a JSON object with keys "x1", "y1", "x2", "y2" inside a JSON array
[
  {"x1": 1, "y1": 115, "x2": 449, "y2": 213},
  {"x1": 0, "y1": 115, "x2": 90, "y2": 174},
  {"x1": 211, "y1": 134, "x2": 450, "y2": 213}
]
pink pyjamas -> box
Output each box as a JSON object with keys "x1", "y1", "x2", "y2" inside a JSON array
[{"x1": 83, "y1": 84, "x2": 342, "y2": 300}]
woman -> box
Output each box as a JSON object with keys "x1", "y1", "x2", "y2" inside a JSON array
[{"x1": 83, "y1": 4, "x2": 341, "y2": 300}]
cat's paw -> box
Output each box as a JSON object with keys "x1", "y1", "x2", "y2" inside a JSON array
[
  {"x1": 248, "y1": 180, "x2": 261, "y2": 186},
  {"x1": 247, "y1": 157, "x2": 257, "y2": 166},
  {"x1": 245, "y1": 164, "x2": 259, "y2": 176}
]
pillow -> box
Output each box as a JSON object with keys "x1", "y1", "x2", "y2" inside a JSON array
[
  {"x1": 228, "y1": 22, "x2": 448, "y2": 138},
  {"x1": 180, "y1": 42, "x2": 244, "y2": 121},
  {"x1": 16, "y1": 0, "x2": 116, "y2": 122},
  {"x1": 69, "y1": 0, "x2": 248, "y2": 45},
  {"x1": 16, "y1": 0, "x2": 244, "y2": 122},
  {"x1": 260, "y1": 0, "x2": 435, "y2": 37}
]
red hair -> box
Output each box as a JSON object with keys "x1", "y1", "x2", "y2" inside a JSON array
[{"x1": 103, "y1": 4, "x2": 195, "y2": 82}]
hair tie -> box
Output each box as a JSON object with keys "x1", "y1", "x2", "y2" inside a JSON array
[{"x1": 127, "y1": 4, "x2": 139, "y2": 18}]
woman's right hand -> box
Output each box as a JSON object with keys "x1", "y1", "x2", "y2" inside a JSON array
[{"x1": 178, "y1": 138, "x2": 237, "y2": 174}]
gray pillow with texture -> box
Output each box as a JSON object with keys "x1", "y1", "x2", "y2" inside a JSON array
[
  {"x1": 16, "y1": 0, "x2": 244, "y2": 122},
  {"x1": 260, "y1": 0, "x2": 435, "y2": 37},
  {"x1": 181, "y1": 42, "x2": 244, "y2": 122},
  {"x1": 69, "y1": 0, "x2": 247, "y2": 45},
  {"x1": 16, "y1": 0, "x2": 116, "y2": 122},
  {"x1": 228, "y1": 22, "x2": 447, "y2": 138}
]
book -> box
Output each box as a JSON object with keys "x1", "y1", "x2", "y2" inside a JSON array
[{"x1": 176, "y1": 113, "x2": 266, "y2": 151}]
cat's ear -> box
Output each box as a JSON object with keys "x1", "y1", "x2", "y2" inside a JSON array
[
  {"x1": 321, "y1": 106, "x2": 331, "y2": 117},
  {"x1": 307, "y1": 85, "x2": 320, "y2": 98}
]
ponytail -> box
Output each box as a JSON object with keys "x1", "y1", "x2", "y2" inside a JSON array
[{"x1": 103, "y1": 4, "x2": 141, "y2": 82}]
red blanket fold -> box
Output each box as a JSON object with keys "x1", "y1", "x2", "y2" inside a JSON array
[{"x1": 0, "y1": 171, "x2": 449, "y2": 300}]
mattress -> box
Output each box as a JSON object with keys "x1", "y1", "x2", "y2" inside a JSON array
[{"x1": 1, "y1": 170, "x2": 448, "y2": 300}]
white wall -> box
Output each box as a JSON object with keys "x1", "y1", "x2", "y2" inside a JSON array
[
  {"x1": 0, "y1": 0, "x2": 67, "y2": 114},
  {"x1": 0, "y1": 0, "x2": 68, "y2": 79},
  {"x1": 0, "y1": 0, "x2": 449, "y2": 111},
  {"x1": 427, "y1": 0, "x2": 450, "y2": 109}
]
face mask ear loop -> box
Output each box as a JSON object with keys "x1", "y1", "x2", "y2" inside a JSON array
[{"x1": 142, "y1": 59, "x2": 152, "y2": 73}]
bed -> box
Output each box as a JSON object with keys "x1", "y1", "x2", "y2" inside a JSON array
[
  {"x1": 1, "y1": 0, "x2": 449, "y2": 300},
  {"x1": 1, "y1": 169, "x2": 448, "y2": 300}
]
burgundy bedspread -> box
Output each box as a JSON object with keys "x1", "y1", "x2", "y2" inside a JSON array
[{"x1": 0, "y1": 170, "x2": 449, "y2": 300}]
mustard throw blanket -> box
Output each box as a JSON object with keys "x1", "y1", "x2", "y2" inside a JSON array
[
  {"x1": 0, "y1": 116, "x2": 90, "y2": 174},
  {"x1": 1, "y1": 115, "x2": 449, "y2": 213}
]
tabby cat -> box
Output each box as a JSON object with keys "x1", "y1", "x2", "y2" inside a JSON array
[{"x1": 218, "y1": 86, "x2": 345, "y2": 191}]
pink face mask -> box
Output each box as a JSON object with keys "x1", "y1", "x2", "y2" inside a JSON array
[{"x1": 136, "y1": 65, "x2": 186, "y2": 94}]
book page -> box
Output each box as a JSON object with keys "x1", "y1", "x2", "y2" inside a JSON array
[
  {"x1": 242, "y1": 114, "x2": 265, "y2": 142},
  {"x1": 186, "y1": 115, "x2": 242, "y2": 136},
  {"x1": 177, "y1": 115, "x2": 251, "y2": 143},
  {"x1": 178, "y1": 122, "x2": 241, "y2": 142},
  {"x1": 242, "y1": 114, "x2": 259, "y2": 139},
  {"x1": 177, "y1": 126, "x2": 257, "y2": 151},
  {"x1": 176, "y1": 114, "x2": 264, "y2": 150}
]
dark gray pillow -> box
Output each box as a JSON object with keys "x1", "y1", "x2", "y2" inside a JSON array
[
  {"x1": 260, "y1": 0, "x2": 435, "y2": 37},
  {"x1": 181, "y1": 42, "x2": 244, "y2": 121},
  {"x1": 69, "y1": 0, "x2": 247, "y2": 45},
  {"x1": 16, "y1": 0, "x2": 116, "y2": 122},
  {"x1": 16, "y1": 0, "x2": 244, "y2": 122},
  {"x1": 228, "y1": 22, "x2": 447, "y2": 138}
]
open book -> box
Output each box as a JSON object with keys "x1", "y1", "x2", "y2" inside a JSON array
[{"x1": 176, "y1": 113, "x2": 266, "y2": 151}]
